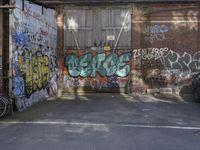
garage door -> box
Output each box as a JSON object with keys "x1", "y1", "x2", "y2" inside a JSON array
[{"x1": 63, "y1": 6, "x2": 132, "y2": 93}]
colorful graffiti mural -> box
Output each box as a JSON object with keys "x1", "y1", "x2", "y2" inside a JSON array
[
  {"x1": 63, "y1": 47, "x2": 200, "y2": 92},
  {"x1": 64, "y1": 52, "x2": 132, "y2": 78},
  {"x1": 12, "y1": 1, "x2": 57, "y2": 110},
  {"x1": 13, "y1": 50, "x2": 50, "y2": 97},
  {"x1": 64, "y1": 50, "x2": 132, "y2": 90}
]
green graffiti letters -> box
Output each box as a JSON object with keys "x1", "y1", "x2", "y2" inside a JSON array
[
  {"x1": 103, "y1": 53, "x2": 118, "y2": 76},
  {"x1": 91, "y1": 53, "x2": 107, "y2": 77},
  {"x1": 64, "y1": 52, "x2": 132, "y2": 78},
  {"x1": 80, "y1": 53, "x2": 92, "y2": 77},
  {"x1": 65, "y1": 54, "x2": 80, "y2": 77},
  {"x1": 116, "y1": 52, "x2": 132, "y2": 77}
]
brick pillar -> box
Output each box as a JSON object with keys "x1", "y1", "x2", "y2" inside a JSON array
[
  {"x1": 56, "y1": 7, "x2": 64, "y2": 96},
  {"x1": 131, "y1": 5, "x2": 147, "y2": 94},
  {"x1": 132, "y1": 5, "x2": 143, "y2": 50}
]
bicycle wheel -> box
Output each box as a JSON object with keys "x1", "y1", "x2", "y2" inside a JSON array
[
  {"x1": 3, "y1": 96, "x2": 11, "y2": 115},
  {"x1": 0, "y1": 96, "x2": 7, "y2": 118}
]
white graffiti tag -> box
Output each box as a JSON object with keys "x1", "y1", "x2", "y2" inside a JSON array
[
  {"x1": 133, "y1": 47, "x2": 169, "y2": 60},
  {"x1": 143, "y1": 25, "x2": 169, "y2": 43},
  {"x1": 161, "y1": 50, "x2": 200, "y2": 78},
  {"x1": 133, "y1": 47, "x2": 200, "y2": 78}
]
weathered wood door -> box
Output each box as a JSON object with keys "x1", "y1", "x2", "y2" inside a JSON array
[{"x1": 63, "y1": 6, "x2": 132, "y2": 93}]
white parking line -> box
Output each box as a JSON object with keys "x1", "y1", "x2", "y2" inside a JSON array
[{"x1": 0, "y1": 121, "x2": 200, "y2": 130}]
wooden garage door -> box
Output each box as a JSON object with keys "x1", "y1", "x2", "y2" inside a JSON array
[{"x1": 63, "y1": 6, "x2": 132, "y2": 93}]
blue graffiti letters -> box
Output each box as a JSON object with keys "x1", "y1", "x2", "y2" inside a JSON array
[
  {"x1": 13, "y1": 76, "x2": 25, "y2": 97},
  {"x1": 65, "y1": 54, "x2": 80, "y2": 77},
  {"x1": 116, "y1": 52, "x2": 132, "y2": 77},
  {"x1": 103, "y1": 53, "x2": 118, "y2": 76},
  {"x1": 80, "y1": 53, "x2": 92, "y2": 77},
  {"x1": 91, "y1": 53, "x2": 107, "y2": 77}
]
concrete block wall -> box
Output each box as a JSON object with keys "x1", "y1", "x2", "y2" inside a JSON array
[{"x1": 11, "y1": 0, "x2": 58, "y2": 110}]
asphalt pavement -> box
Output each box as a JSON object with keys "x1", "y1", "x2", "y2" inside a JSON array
[{"x1": 0, "y1": 93, "x2": 200, "y2": 150}]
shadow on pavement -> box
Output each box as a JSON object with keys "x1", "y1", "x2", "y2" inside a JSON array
[{"x1": 1, "y1": 93, "x2": 200, "y2": 128}]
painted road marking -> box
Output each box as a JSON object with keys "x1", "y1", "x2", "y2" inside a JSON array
[{"x1": 0, "y1": 121, "x2": 200, "y2": 130}]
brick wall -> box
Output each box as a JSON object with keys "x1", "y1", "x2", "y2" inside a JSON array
[{"x1": 132, "y1": 3, "x2": 200, "y2": 94}]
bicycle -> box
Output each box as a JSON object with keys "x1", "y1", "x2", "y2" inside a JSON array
[
  {"x1": 0, "y1": 94, "x2": 13, "y2": 118},
  {"x1": 0, "y1": 76, "x2": 14, "y2": 118},
  {"x1": 0, "y1": 95, "x2": 7, "y2": 118}
]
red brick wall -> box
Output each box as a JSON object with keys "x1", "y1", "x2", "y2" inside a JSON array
[{"x1": 132, "y1": 3, "x2": 200, "y2": 93}]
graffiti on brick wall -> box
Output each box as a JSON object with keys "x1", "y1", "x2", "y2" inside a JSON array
[
  {"x1": 161, "y1": 50, "x2": 200, "y2": 78},
  {"x1": 63, "y1": 47, "x2": 200, "y2": 89},
  {"x1": 132, "y1": 47, "x2": 200, "y2": 87},
  {"x1": 132, "y1": 47, "x2": 200, "y2": 78},
  {"x1": 133, "y1": 47, "x2": 169, "y2": 60},
  {"x1": 143, "y1": 25, "x2": 169, "y2": 43},
  {"x1": 64, "y1": 52, "x2": 132, "y2": 78}
]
